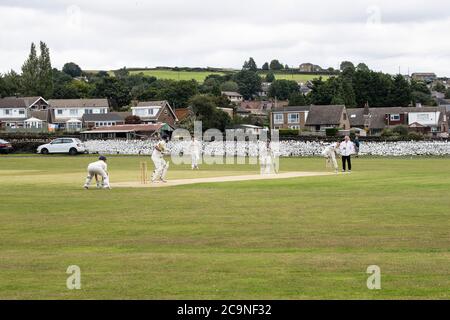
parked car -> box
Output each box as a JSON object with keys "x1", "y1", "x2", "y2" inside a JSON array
[
  {"x1": 0, "y1": 139, "x2": 13, "y2": 154},
  {"x1": 37, "y1": 138, "x2": 86, "y2": 155}
]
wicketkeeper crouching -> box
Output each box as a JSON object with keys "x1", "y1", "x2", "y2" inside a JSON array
[{"x1": 83, "y1": 156, "x2": 111, "y2": 189}]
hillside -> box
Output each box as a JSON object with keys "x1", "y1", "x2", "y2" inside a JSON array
[{"x1": 87, "y1": 68, "x2": 331, "y2": 83}]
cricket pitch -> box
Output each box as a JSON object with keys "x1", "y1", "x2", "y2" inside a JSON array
[{"x1": 113, "y1": 171, "x2": 334, "y2": 188}]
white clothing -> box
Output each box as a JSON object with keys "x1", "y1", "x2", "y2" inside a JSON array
[
  {"x1": 190, "y1": 140, "x2": 201, "y2": 168},
  {"x1": 84, "y1": 160, "x2": 110, "y2": 188},
  {"x1": 151, "y1": 139, "x2": 169, "y2": 181},
  {"x1": 340, "y1": 141, "x2": 355, "y2": 157},
  {"x1": 322, "y1": 143, "x2": 339, "y2": 170}
]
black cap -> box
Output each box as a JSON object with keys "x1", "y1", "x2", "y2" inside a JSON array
[{"x1": 99, "y1": 155, "x2": 107, "y2": 161}]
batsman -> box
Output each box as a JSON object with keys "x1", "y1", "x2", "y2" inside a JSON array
[{"x1": 151, "y1": 134, "x2": 170, "y2": 183}]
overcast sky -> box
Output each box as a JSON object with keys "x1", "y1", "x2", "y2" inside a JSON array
[{"x1": 1, "y1": 0, "x2": 450, "y2": 75}]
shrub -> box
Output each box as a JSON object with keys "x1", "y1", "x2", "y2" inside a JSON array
[
  {"x1": 279, "y1": 129, "x2": 300, "y2": 136},
  {"x1": 408, "y1": 132, "x2": 424, "y2": 141},
  {"x1": 393, "y1": 125, "x2": 408, "y2": 136},
  {"x1": 381, "y1": 128, "x2": 393, "y2": 137},
  {"x1": 325, "y1": 128, "x2": 339, "y2": 137}
]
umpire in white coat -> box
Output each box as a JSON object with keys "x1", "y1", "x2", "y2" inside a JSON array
[{"x1": 339, "y1": 136, "x2": 355, "y2": 172}]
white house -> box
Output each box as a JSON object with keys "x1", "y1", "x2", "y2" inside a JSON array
[
  {"x1": 0, "y1": 97, "x2": 49, "y2": 129},
  {"x1": 221, "y1": 91, "x2": 243, "y2": 103},
  {"x1": 48, "y1": 99, "x2": 109, "y2": 130}
]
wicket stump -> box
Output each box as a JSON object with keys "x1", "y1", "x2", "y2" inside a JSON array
[{"x1": 140, "y1": 161, "x2": 148, "y2": 184}]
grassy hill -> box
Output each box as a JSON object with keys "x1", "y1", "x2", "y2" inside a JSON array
[{"x1": 91, "y1": 68, "x2": 332, "y2": 83}]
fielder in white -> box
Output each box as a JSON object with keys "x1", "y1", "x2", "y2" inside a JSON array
[
  {"x1": 151, "y1": 134, "x2": 170, "y2": 183},
  {"x1": 189, "y1": 136, "x2": 201, "y2": 170},
  {"x1": 83, "y1": 156, "x2": 111, "y2": 189},
  {"x1": 322, "y1": 141, "x2": 340, "y2": 173},
  {"x1": 260, "y1": 140, "x2": 276, "y2": 175}
]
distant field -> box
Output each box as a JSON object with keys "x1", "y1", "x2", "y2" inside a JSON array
[
  {"x1": 128, "y1": 69, "x2": 226, "y2": 82},
  {"x1": 92, "y1": 69, "x2": 331, "y2": 83}
]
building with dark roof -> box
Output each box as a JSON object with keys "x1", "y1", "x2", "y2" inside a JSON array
[{"x1": 131, "y1": 100, "x2": 178, "y2": 126}]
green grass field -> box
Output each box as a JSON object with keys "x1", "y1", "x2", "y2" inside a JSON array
[
  {"x1": 123, "y1": 69, "x2": 330, "y2": 83},
  {"x1": 0, "y1": 156, "x2": 449, "y2": 299}
]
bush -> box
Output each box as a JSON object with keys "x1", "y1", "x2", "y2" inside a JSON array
[
  {"x1": 279, "y1": 129, "x2": 300, "y2": 136},
  {"x1": 393, "y1": 125, "x2": 408, "y2": 136},
  {"x1": 407, "y1": 132, "x2": 424, "y2": 141},
  {"x1": 325, "y1": 128, "x2": 339, "y2": 137},
  {"x1": 381, "y1": 128, "x2": 393, "y2": 137}
]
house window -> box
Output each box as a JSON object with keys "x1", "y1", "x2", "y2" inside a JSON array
[
  {"x1": 417, "y1": 113, "x2": 430, "y2": 121},
  {"x1": 5, "y1": 109, "x2": 11, "y2": 115},
  {"x1": 343, "y1": 113, "x2": 347, "y2": 120},
  {"x1": 19, "y1": 110, "x2": 25, "y2": 115},
  {"x1": 85, "y1": 109, "x2": 93, "y2": 114},
  {"x1": 100, "y1": 109, "x2": 106, "y2": 114},
  {"x1": 288, "y1": 113, "x2": 299, "y2": 123},
  {"x1": 390, "y1": 114, "x2": 400, "y2": 121},
  {"x1": 57, "y1": 109, "x2": 63, "y2": 115},
  {"x1": 274, "y1": 113, "x2": 284, "y2": 124},
  {"x1": 289, "y1": 125, "x2": 300, "y2": 129},
  {"x1": 70, "y1": 109, "x2": 78, "y2": 116}
]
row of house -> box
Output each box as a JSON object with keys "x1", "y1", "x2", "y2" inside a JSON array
[
  {"x1": 0, "y1": 97, "x2": 178, "y2": 131},
  {"x1": 270, "y1": 104, "x2": 449, "y2": 137}
]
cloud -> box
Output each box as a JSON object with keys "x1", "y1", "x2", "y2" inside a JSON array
[{"x1": 1, "y1": 0, "x2": 450, "y2": 75}]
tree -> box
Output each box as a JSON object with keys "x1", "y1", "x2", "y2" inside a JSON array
[
  {"x1": 233, "y1": 70, "x2": 262, "y2": 100},
  {"x1": 0, "y1": 70, "x2": 21, "y2": 97},
  {"x1": 446, "y1": 89, "x2": 450, "y2": 99},
  {"x1": 433, "y1": 82, "x2": 446, "y2": 93},
  {"x1": 268, "y1": 80, "x2": 299, "y2": 100},
  {"x1": 262, "y1": 62, "x2": 269, "y2": 71},
  {"x1": 189, "y1": 94, "x2": 231, "y2": 131},
  {"x1": 220, "y1": 81, "x2": 239, "y2": 92},
  {"x1": 265, "y1": 72, "x2": 275, "y2": 83},
  {"x1": 243, "y1": 57, "x2": 257, "y2": 71},
  {"x1": 269, "y1": 59, "x2": 284, "y2": 70},
  {"x1": 288, "y1": 92, "x2": 308, "y2": 106},
  {"x1": 125, "y1": 115, "x2": 142, "y2": 124},
  {"x1": 21, "y1": 42, "x2": 39, "y2": 96},
  {"x1": 37, "y1": 41, "x2": 53, "y2": 97},
  {"x1": 340, "y1": 61, "x2": 355, "y2": 72},
  {"x1": 62, "y1": 62, "x2": 82, "y2": 77},
  {"x1": 356, "y1": 63, "x2": 369, "y2": 72},
  {"x1": 389, "y1": 74, "x2": 411, "y2": 107}
]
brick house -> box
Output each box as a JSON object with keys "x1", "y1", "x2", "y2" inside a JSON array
[{"x1": 131, "y1": 100, "x2": 178, "y2": 126}]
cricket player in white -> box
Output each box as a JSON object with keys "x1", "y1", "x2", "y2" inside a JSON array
[
  {"x1": 83, "y1": 156, "x2": 111, "y2": 189},
  {"x1": 260, "y1": 140, "x2": 275, "y2": 175},
  {"x1": 322, "y1": 142, "x2": 340, "y2": 173},
  {"x1": 151, "y1": 134, "x2": 170, "y2": 183},
  {"x1": 189, "y1": 137, "x2": 201, "y2": 170}
]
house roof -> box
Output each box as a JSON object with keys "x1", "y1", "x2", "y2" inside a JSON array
[
  {"x1": 136, "y1": 100, "x2": 168, "y2": 107},
  {"x1": 221, "y1": 91, "x2": 242, "y2": 97},
  {"x1": 133, "y1": 100, "x2": 178, "y2": 121},
  {"x1": 48, "y1": 99, "x2": 109, "y2": 108},
  {"x1": 110, "y1": 111, "x2": 132, "y2": 120},
  {"x1": 347, "y1": 108, "x2": 366, "y2": 127},
  {"x1": 273, "y1": 105, "x2": 311, "y2": 113},
  {"x1": 82, "y1": 113, "x2": 125, "y2": 122},
  {"x1": 0, "y1": 96, "x2": 47, "y2": 109},
  {"x1": 305, "y1": 105, "x2": 345, "y2": 126},
  {"x1": 30, "y1": 110, "x2": 50, "y2": 122},
  {"x1": 174, "y1": 108, "x2": 193, "y2": 121}
]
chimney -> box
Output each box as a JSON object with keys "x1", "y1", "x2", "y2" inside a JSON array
[{"x1": 364, "y1": 101, "x2": 370, "y2": 115}]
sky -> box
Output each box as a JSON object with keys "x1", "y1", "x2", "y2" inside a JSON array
[{"x1": 1, "y1": 0, "x2": 450, "y2": 76}]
